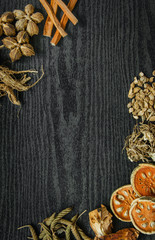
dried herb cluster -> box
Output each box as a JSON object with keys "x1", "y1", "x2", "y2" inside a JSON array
[
  {"x1": 127, "y1": 71, "x2": 155, "y2": 122},
  {"x1": 0, "y1": 4, "x2": 44, "y2": 62},
  {"x1": 18, "y1": 207, "x2": 92, "y2": 240},
  {"x1": 0, "y1": 65, "x2": 43, "y2": 105},
  {"x1": 124, "y1": 123, "x2": 155, "y2": 162}
]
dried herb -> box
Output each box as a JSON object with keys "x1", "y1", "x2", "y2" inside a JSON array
[
  {"x1": 2, "y1": 31, "x2": 35, "y2": 62},
  {"x1": 14, "y1": 4, "x2": 44, "y2": 36},
  {"x1": 127, "y1": 71, "x2": 155, "y2": 122},
  {"x1": 0, "y1": 65, "x2": 44, "y2": 106},
  {"x1": 89, "y1": 205, "x2": 113, "y2": 238},
  {"x1": 124, "y1": 123, "x2": 155, "y2": 162},
  {"x1": 0, "y1": 12, "x2": 16, "y2": 36},
  {"x1": 18, "y1": 225, "x2": 38, "y2": 240},
  {"x1": 19, "y1": 207, "x2": 91, "y2": 240},
  {"x1": 94, "y1": 228, "x2": 139, "y2": 240}
]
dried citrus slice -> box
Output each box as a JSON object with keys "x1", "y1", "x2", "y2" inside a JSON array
[
  {"x1": 110, "y1": 185, "x2": 139, "y2": 222},
  {"x1": 131, "y1": 163, "x2": 155, "y2": 196},
  {"x1": 129, "y1": 196, "x2": 155, "y2": 235}
]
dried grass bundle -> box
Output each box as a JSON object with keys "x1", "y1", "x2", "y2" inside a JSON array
[{"x1": 124, "y1": 123, "x2": 155, "y2": 162}]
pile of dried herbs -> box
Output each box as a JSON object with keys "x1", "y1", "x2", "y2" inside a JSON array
[{"x1": 18, "y1": 207, "x2": 92, "y2": 240}]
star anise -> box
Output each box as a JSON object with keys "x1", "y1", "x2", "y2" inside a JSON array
[
  {"x1": 2, "y1": 31, "x2": 35, "y2": 62},
  {"x1": 0, "y1": 12, "x2": 16, "y2": 36},
  {"x1": 13, "y1": 4, "x2": 44, "y2": 37}
]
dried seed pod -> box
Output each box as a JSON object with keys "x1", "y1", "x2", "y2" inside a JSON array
[
  {"x1": 20, "y1": 43, "x2": 35, "y2": 56},
  {"x1": 131, "y1": 164, "x2": 155, "y2": 196},
  {"x1": 17, "y1": 31, "x2": 29, "y2": 44},
  {"x1": 25, "y1": 4, "x2": 34, "y2": 16},
  {"x1": 129, "y1": 197, "x2": 155, "y2": 235},
  {"x1": 2, "y1": 37, "x2": 17, "y2": 49},
  {"x1": 13, "y1": 10, "x2": 25, "y2": 19},
  {"x1": 9, "y1": 47, "x2": 22, "y2": 62},
  {"x1": 26, "y1": 20, "x2": 39, "y2": 37},
  {"x1": 1, "y1": 12, "x2": 14, "y2": 23},
  {"x1": 89, "y1": 204, "x2": 113, "y2": 237},
  {"x1": 15, "y1": 18, "x2": 28, "y2": 31},
  {"x1": 31, "y1": 12, "x2": 44, "y2": 23},
  {"x1": 3, "y1": 23, "x2": 16, "y2": 36},
  {"x1": 110, "y1": 185, "x2": 138, "y2": 222}
]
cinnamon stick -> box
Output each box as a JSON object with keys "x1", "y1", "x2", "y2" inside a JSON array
[
  {"x1": 55, "y1": 0, "x2": 78, "y2": 25},
  {"x1": 39, "y1": 0, "x2": 67, "y2": 37},
  {"x1": 43, "y1": 0, "x2": 58, "y2": 37},
  {"x1": 51, "y1": 0, "x2": 78, "y2": 46}
]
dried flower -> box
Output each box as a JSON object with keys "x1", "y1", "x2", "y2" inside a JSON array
[
  {"x1": 0, "y1": 12, "x2": 16, "y2": 36},
  {"x1": 89, "y1": 205, "x2": 113, "y2": 238},
  {"x1": 14, "y1": 4, "x2": 44, "y2": 36},
  {"x1": 127, "y1": 71, "x2": 155, "y2": 122},
  {"x1": 124, "y1": 123, "x2": 155, "y2": 162},
  {"x1": 2, "y1": 31, "x2": 35, "y2": 62}
]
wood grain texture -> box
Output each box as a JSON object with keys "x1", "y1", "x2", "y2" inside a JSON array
[{"x1": 0, "y1": 0, "x2": 154, "y2": 239}]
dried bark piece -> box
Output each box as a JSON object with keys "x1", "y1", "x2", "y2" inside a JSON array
[
  {"x1": 129, "y1": 197, "x2": 155, "y2": 235},
  {"x1": 95, "y1": 228, "x2": 139, "y2": 240},
  {"x1": 89, "y1": 204, "x2": 113, "y2": 238},
  {"x1": 131, "y1": 163, "x2": 155, "y2": 196},
  {"x1": 110, "y1": 185, "x2": 139, "y2": 222}
]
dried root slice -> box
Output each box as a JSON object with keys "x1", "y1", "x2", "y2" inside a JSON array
[
  {"x1": 131, "y1": 163, "x2": 155, "y2": 197},
  {"x1": 110, "y1": 185, "x2": 139, "y2": 222},
  {"x1": 129, "y1": 196, "x2": 155, "y2": 235},
  {"x1": 95, "y1": 228, "x2": 139, "y2": 240},
  {"x1": 89, "y1": 204, "x2": 113, "y2": 238}
]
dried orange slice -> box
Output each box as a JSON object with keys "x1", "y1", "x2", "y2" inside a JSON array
[
  {"x1": 129, "y1": 196, "x2": 155, "y2": 235},
  {"x1": 110, "y1": 185, "x2": 139, "y2": 222},
  {"x1": 131, "y1": 163, "x2": 155, "y2": 196}
]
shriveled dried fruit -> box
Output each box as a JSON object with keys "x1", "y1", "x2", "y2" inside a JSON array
[
  {"x1": 131, "y1": 163, "x2": 155, "y2": 197},
  {"x1": 124, "y1": 123, "x2": 155, "y2": 162},
  {"x1": 129, "y1": 196, "x2": 155, "y2": 235},
  {"x1": 89, "y1": 204, "x2": 113, "y2": 238},
  {"x1": 2, "y1": 31, "x2": 35, "y2": 62},
  {"x1": 13, "y1": 4, "x2": 44, "y2": 36},
  {"x1": 0, "y1": 12, "x2": 16, "y2": 36},
  {"x1": 95, "y1": 228, "x2": 139, "y2": 240},
  {"x1": 110, "y1": 185, "x2": 139, "y2": 222}
]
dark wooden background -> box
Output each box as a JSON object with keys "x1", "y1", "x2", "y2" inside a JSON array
[{"x1": 0, "y1": 0, "x2": 154, "y2": 239}]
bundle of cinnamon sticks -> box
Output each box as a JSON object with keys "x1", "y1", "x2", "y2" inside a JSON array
[{"x1": 39, "y1": 0, "x2": 78, "y2": 46}]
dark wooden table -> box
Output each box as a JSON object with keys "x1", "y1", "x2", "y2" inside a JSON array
[{"x1": 0, "y1": 0, "x2": 154, "y2": 239}]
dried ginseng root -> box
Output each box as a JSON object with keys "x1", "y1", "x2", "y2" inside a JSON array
[
  {"x1": 0, "y1": 65, "x2": 44, "y2": 105},
  {"x1": 124, "y1": 123, "x2": 155, "y2": 162},
  {"x1": 129, "y1": 196, "x2": 155, "y2": 235},
  {"x1": 95, "y1": 228, "x2": 139, "y2": 240},
  {"x1": 110, "y1": 185, "x2": 139, "y2": 222},
  {"x1": 127, "y1": 71, "x2": 155, "y2": 122},
  {"x1": 131, "y1": 164, "x2": 155, "y2": 197},
  {"x1": 89, "y1": 204, "x2": 113, "y2": 238}
]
